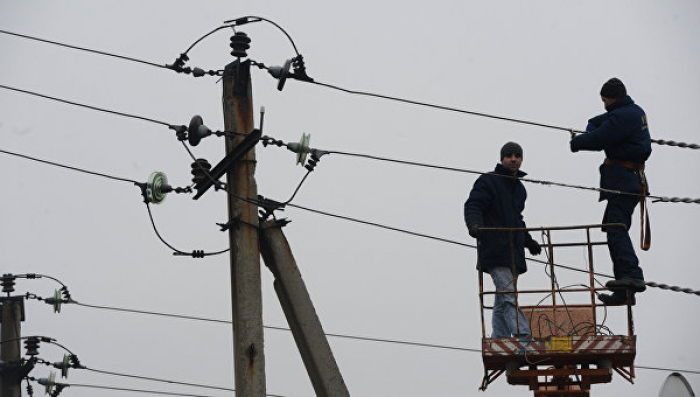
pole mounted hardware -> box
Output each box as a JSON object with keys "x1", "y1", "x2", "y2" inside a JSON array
[
  {"x1": 1, "y1": 274, "x2": 16, "y2": 295},
  {"x1": 188, "y1": 115, "x2": 211, "y2": 146},
  {"x1": 38, "y1": 372, "x2": 61, "y2": 395},
  {"x1": 190, "y1": 158, "x2": 212, "y2": 184},
  {"x1": 136, "y1": 172, "x2": 192, "y2": 204},
  {"x1": 185, "y1": 115, "x2": 246, "y2": 146},
  {"x1": 145, "y1": 172, "x2": 171, "y2": 204},
  {"x1": 266, "y1": 55, "x2": 314, "y2": 91},
  {"x1": 267, "y1": 58, "x2": 293, "y2": 91},
  {"x1": 230, "y1": 32, "x2": 251, "y2": 58},
  {"x1": 192, "y1": 128, "x2": 263, "y2": 200},
  {"x1": 44, "y1": 290, "x2": 63, "y2": 313},
  {"x1": 52, "y1": 355, "x2": 70, "y2": 378},
  {"x1": 23, "y1": 338, "x2": 40, "y2": 357},
  {"x1": 286, "y1": 133, "x2": 311, "y2": 165}
]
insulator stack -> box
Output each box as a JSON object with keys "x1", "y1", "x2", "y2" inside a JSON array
[
  {"x1": 230, "y1": 32, "x2": 251, "y2": 58},
  {"x1": 191, "y1": 159, "x2": 212, "y2": 184},
  {"x1": 24, "y1": 337, "x2": 40, "y2": 356},
  {"x1": 1, "y1": 273, "x2": 15, "y2": 293},
  {"x1": 305, "y1": 152, "x2": 321, "y2": 172}
]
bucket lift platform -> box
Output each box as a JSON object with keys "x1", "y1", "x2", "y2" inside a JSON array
[{"x1": 477, "y1": 224, "x2": 637, "y2": 396}]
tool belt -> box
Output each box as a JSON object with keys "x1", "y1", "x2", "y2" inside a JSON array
[
  {"x1": 603, "y1": 158, "x2": 651, "y2": 251},
  {"x1": 603, "y1": 158, "x2": 645, "y2": 171}
]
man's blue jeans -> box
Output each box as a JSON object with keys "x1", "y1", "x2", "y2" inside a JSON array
[{"x1": 490, "y1": 266, "x2": 531, "y2": 338}]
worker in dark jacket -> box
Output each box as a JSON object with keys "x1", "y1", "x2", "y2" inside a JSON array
[
  {"x1": 570, "y1": 78, "x2": 651, "y2": 306},
  {"x1": 464, "y1": 142, "x2": 541, "y2": 338}
]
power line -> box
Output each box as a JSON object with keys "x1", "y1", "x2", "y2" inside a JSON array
[
  {"x1": 286, "y1": 202, "x2": 475, "y2": 248},
  {"x1": 283, "y1": 202, "x2": 700, "y2": 296},
  {"x1": 304, "y1": 79, "x2": 700, "y2": 150},
  {"x1": 324, "y1": 149, "x2": 700, "y2": 204},
  {"x1": 69, "y1": 300, "x2": 477, "y2": 353},
  {"x1": 311, "y1": 80, "x2": 577, "y2": 133},
  {"x1": 28, "y1": 377, "x2": 223, "y2": 397},
  {"x1": 0, "y1": 147, "x2": 224, "y2": 258},
  {"x1": 1, "y1": 80, "x2": 697, "y2": 203},
  {"x1": 637, "y1": 365, "x2": 700, "y2": 376},
  {"x1": 68, "y1": 301, "x2": 478, "y2": 355},
  {"x1": 83, "y1": 367, "x2": 235, "y2": 393},
  {"x1": 0, "y1": 148, "x2": 139, "y2": 185},
  {"x1": 0, "y1": 83, "x2": 179, "y2": 130},
  {"x1": 80, "y1": 368, "x2": 287, "y2": 397},
  {"x1": 64, "y1": 299, "x2": 700, "y2": 376},
  {"x1": 0, "y1": 28, "x2": 168, "y2": 70},
  {"x1": 144, "y1": 201, "x2": 230, "y2": 258},
  {"x1": 3, "y1": 27, "x2": 698, "y2": 151},
  {"x1": 3, "y1": 145, "x2": 699, "y2": 295}
]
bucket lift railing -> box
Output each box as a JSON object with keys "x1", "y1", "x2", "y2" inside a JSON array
[{"x1": 477, "y1": 223, "x2": 636, "y2": 394}]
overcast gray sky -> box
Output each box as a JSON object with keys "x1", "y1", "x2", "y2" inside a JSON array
[{"x1": 1, "y1": 1, "x2": 699, "y2": 396}]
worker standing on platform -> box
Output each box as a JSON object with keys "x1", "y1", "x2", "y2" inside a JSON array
[
  {"x1": 570, "y1": 78, "x2": 651, "y2": 306},
  {"x1": 464, "y1": 142, "x2": 541, "y2": 338}
]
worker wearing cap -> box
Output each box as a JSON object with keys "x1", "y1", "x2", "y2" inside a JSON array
[
  {"x1": 464, "y1": 142, "x2": 541, "y2": 338},
  {"x1": 570, "y1": 78, "x2": 652, "y2": 306}
]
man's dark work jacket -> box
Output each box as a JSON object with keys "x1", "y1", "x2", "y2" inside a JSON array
[
  {"x1": 570, "y1": 95, "x2": 652, "y2": 201},
  {"x1": 464, "y1": 163, "x2": 536, "y2": 274}
]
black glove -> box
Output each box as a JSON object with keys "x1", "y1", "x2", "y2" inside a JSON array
[
  {"x1": 525, "y1": 239, "x2": 542, "y2": 256},
  {"x1": 468, "y1": 224, "x2": 481, "y2": 239}
]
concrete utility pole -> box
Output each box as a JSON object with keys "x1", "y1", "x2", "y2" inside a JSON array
[
  {"x1": 260, "y1": 219, "x2": 350, "y2": 397},
  {"x1": 0, "y1": 287, "x2": 24, "y2": 397},
  {"x1": 222, "y1": 58, "x2": 266, "y2": 397}
]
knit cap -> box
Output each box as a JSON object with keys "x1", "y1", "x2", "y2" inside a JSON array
[
  {"x1": 600, "y1": 78, "x2": 627, "y2": 99},
  {"x1": 500, "y1": 141, "x2": 523, "y2": 160}
]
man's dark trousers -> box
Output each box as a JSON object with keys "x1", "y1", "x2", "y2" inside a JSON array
[{"x1": 604, "y1": 194, "x2": 644, "y2": 280}]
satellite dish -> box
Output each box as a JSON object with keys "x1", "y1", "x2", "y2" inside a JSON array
[{"x1": 659, "y1": 372, "x2": 695, "y2": 397}]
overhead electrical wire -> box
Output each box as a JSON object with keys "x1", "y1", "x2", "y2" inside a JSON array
[
  {"x1": 303, "y1": 79, "x2": 700, "y2": 150},
  {"x1": 6, "y1": 20, "x2": 700, "y2": 390},
  {"x1": 69, "y1": 299, "x2": 479, "y2": 353},
  {"x1": 57, "y1": 298, "x2": 700, "y2": 376},
  {"x1": 1, "y1": 80, "x2": 698, "y2": 203},
  {"x1": 13, "y1": 273, "x2": 67, "y2": 288},
  {"x1": 0, "y1": 83, "x2": 176, "y2": 129},
  {"x1": 144, "y1": 202, "x2": 230, "y2": 258},
  {"x1": 636, "y1": 365, "x2": 700, "y2": 376},
  {"x1": 0, "y1": 148, "x2": 139, "y2": 185},
  {"x1": 0, "y1": 146, "x2": 226, "y2": 258},
  {"x1": 0, "y1": 28, "x2": 168, "y2": 70},
  {"x1": 82, "y1": 367, "x2": 235, "y2": 393},
  {"x1": 81, "y1": 368, "x2": 288, "y2": 397},
  {"x1": 2, "y1": 26, "x2": 697, "y2": 150},
  {"x1": 322, "y1": 148, "x2": 700, "y2": 204},
  {"x1": 27, "y1": 378, "x2": 223, "y2": 397},
  {"x1": 3, "y1": 147, "x2": 700, "y2": 295}
]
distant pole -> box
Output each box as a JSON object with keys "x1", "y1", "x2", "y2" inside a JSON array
[
  {"x1": 259, "y1": 219, "x2": 350, "y2": 397},
  {"x1": 222, "y1": 58, "x2": 266, "y2": 396},
  {"x1": 0, "y1": 295, "x2": 23, "y2": 397}
]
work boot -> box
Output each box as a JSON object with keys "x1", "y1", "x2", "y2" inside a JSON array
[
  {"x1": 598, "y1": 292, "x2": 635, "y2": 306},
  {"x1": 605, "y1": 277, "x2": 646, "y2": 292}
]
